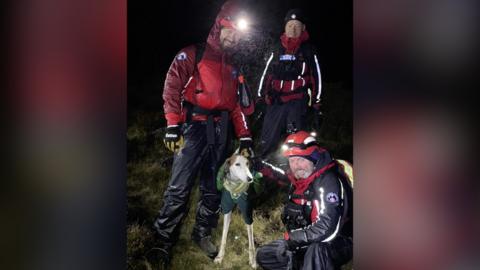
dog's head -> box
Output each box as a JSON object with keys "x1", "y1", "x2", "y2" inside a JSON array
[{"x1": 225, "y1": 154, "x2": 254, "y2": 183}]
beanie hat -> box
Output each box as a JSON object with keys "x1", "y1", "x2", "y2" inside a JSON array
[{"x1": 284, "y1": 8, "x2": 307, "y2": 25}]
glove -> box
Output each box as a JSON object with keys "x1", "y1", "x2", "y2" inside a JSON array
[
  {"x1": 252, "y1": 172, "x2": 264, "y2": 194},
  {"x1": 239, "y1": 137, "x2": 254, "y2": 158},
  {"x1": 251, "y1": 157, "x2": 264, "y2": 172},
  {"x1": 163, "y1": 125, "x2": 184, "y2": 153},
  {"x1": 283, "y1": 232, "x2": 295, "y2": 251}
]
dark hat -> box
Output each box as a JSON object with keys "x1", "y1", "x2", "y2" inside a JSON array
[{"x1": 284, "y1": 8, "x2": 307, "y2": 24}]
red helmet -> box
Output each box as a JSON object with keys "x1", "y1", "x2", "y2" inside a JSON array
[{"x1": 282, "y1": 131, "x2": 322, "y2": 157}]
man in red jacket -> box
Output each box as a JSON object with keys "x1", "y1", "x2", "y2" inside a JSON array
[{"x1": 153, "y1": 0, "x2": 254, "y2": 266}]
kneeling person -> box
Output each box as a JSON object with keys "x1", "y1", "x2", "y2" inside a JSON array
[{"x1": 256, "y1": 131, "x2": 352, "y2": 270}]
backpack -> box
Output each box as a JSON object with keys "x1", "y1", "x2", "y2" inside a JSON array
[{"x1": 335, "y1": 159, "x2": 353, "y2": 237}]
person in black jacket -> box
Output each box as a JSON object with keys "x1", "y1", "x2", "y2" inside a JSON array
[
  {"x1": 256, "y1": 9, "x2": 323, "y2": 159},
  {"x1": 256, "y1": 131, "x2": 352, "y2": 270}
]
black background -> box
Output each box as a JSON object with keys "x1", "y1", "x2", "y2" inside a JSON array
[{"x1": 128, "y1": 0, "x2": 352, "y2": 113}]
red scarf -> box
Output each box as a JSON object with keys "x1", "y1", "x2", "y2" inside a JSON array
[
  {"x1": 280, "y1": 30, "x2": 310, "y2": 54},
  {"x1": 288, "y1": 162, "x2": 335, "y2": 195}
]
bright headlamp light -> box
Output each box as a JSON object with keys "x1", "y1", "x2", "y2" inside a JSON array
[{"x1": 236, "y1": 18, "x2": 248, "y2": 31}]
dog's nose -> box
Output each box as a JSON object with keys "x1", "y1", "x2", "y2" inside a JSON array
[{"x1": 246, "y1": 169, "x2": 254, "y2": 182}]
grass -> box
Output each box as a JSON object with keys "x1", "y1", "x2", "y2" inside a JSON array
[{"x1": 127, "y1": 83, "x2": 352, "y2": 269}]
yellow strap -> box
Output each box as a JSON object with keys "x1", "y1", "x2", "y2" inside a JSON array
[{"x1": 336, "y1": 159, "x2": 354, "y2": 187}]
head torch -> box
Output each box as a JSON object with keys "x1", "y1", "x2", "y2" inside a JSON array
[
  {"x1": 282, "y1": 141, "x2": 319, "y2": 152},
  {"x1": 220, "y1": 15, "x2": 249, "y2": 31}
]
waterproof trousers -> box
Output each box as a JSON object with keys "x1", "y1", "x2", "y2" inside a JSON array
[
  {"x1": 259, "y1": 99, "x2": 308, "y2": 158},
  {"x1": 154, "y1": 121, "x2": 231, "y2": 251}
]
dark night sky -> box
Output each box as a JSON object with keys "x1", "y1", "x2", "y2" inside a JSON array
[{"x1": 128, "y1": 0, "x2": 352, "y2": 111}]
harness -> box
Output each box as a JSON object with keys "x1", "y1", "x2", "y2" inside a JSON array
[
  {"x1": 182, "y1": 43, "x2": 229, "y2": 146},
  {"x1": 268, "y1": 43, "x2": 314, "y2": 104},
  {"x1": 282, "y1": 162, "x2": 334, "y2": 230},
  {"x1": 282, "y1": 161, "x2": 353, "y2": 233},
  {"x1": 183, "y1": 101, "x2": 229, "y2": 146},
  {"x1": 181, "y1": 42, "x2": 252, "y2": 145}
]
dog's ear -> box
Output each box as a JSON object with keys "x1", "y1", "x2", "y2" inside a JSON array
[{"x1": 225, "y1": 157, "x2": 232, "y2": 167}]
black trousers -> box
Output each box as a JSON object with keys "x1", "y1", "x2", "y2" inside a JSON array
[
  {"x1": 256, "y1": 236, "x2": 352, "y2": 270},
  {"x1": 259, "y1": 99, "x2": 308, "y2": 159},
  {"x1": 154, "y1": 121, "x2": 231, "y2": 251}
]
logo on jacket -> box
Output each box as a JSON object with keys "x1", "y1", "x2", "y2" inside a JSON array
[
  {"x1": 177, "y1": 52, "x2": 187, "y2": 60},
  {"x1": 280, "y1": 54, "x2": 296, "y2": 61},
  {"x1": 326, "y1": 192, "x2": 339, "y2": 203}
]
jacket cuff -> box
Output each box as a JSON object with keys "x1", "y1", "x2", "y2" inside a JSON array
[
  {"x1": 165, "y1": 112, "x2": 182, "y2": 126},
  {"x1": 236, "y1": 131, "x2": 252, "y2": 139}
]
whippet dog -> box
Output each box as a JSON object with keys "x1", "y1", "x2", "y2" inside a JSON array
[{"x1": 214, "y1": 154, "x2": 258, "y2": 268}]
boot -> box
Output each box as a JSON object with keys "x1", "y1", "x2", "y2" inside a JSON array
[{"x1": 193, "y1": 235, "x2": 218, "y2": 259}]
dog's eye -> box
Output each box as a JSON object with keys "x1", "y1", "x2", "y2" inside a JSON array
[{"x1": 235, "y1": 163, "x2": 240, "y2": 166}]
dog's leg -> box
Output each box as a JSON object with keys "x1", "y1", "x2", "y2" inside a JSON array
[
  {"x1": 247, "y1": 223, "x2": 257, "y2": 268},
  {"x1": 214, "y1": 212, "x2": 231, "y2": 264}
]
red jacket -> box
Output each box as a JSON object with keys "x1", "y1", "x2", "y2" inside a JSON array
[
  {"x1": 162, "y1": 1, "x2": 250, "y2": 138},
  {"x1": 257, "y1": 31, "x2": 322, "y2": 108}
]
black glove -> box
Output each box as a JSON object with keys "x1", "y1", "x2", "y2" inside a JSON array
[
  {"x1": 163, "y1": 125, "x2": 184, "y2": 153},
  {"x1": 251, "y1": 157, "x2": 264, "y2": 172},
  {"x1": 283, "y1": 233, "x2": 299, "y2": 252},
  {"x1": 239, "y1": 137, "x2": 254, "y2": 158}
]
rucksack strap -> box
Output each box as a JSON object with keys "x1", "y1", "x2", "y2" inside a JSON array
[{"x1": 194, "y1": 42, "x2": 206, "y2": 66}]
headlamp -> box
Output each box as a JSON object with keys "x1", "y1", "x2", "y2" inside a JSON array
[
  {"x1": 236, "y1": 18, "x2": 248, "y2": 31},
  {"x1": 220, "y1": 14, "x2": 249, "y2": 32}
]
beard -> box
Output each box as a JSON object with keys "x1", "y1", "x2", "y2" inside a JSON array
[
  {"x1": 220, "y1": 37, "x2": 237, "y2": 51},
  {"x1": 293, "y1": 168, "x2": 313, "y2": 179}
]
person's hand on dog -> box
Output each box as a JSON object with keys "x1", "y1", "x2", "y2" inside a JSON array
[
  {"x1": 251, "y1": 157, "x2": 264, "y2": 172},
  {"x1": 239, "y1": 137, "x2": 254, "y2": 158},
  {"x1": 163, "y1": 125, "x2": 184, "y2": 153}
]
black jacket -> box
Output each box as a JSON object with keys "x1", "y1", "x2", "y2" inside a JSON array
[
  {"x1": 256, "y1": 40, "x2": 322, "y2": 106},
  {"x1": 258, "y1": 152, "x2": 351, "y2": 249},
  {"x1": 285, "y1": 165, "x2": 344, "y2": 249}
]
